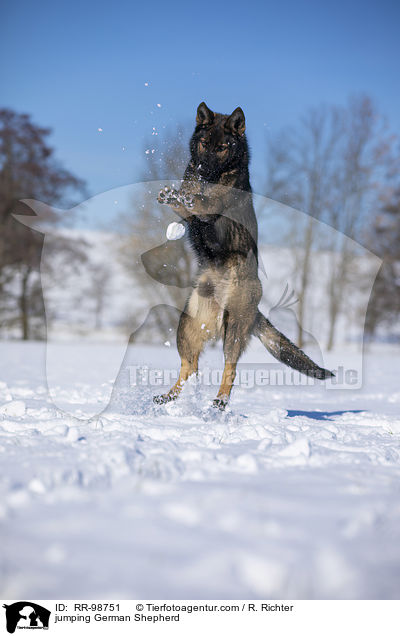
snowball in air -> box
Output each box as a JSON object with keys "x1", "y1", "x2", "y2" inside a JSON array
[{"x1": 166, "y1": 222, "x2": 185, "y2": 240}]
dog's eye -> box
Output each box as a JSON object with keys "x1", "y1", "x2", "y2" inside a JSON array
[{"x1": 216, "y1": 145, "x2": 227, "y2": 152}]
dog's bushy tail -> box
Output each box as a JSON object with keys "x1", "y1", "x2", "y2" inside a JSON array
[{"x1": 253, "y1": 310, "x2": 334, "y2": 379}]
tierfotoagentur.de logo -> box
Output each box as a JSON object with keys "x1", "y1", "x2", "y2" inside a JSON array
[{"x1": 2, "y1": 603, "x2": 51, "y2": 633}]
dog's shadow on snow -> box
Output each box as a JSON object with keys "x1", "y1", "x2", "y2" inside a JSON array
[{"x1": 286, "y1": 409, "x2": 364, "y2": 421}]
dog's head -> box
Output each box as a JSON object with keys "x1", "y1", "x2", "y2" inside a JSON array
[{"x1": 189, "y1": 102, "x2": 248, "y2": 181}]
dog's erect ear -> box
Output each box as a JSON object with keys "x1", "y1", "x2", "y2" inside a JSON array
[
  {"x1": 225, "y1": 107, "x2": 246, "y2": 136},
  {"x1": 196, "y1": 102, "x2": 214, "y2": 126}
]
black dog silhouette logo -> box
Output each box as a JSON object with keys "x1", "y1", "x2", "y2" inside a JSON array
[{"x1": 3, "y1": 602, "x2": 51, "y2": 633}]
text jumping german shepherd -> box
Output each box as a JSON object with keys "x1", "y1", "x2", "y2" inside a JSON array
[{"x1": 155, "y1": 102, "x2": 333, "y2": 409}]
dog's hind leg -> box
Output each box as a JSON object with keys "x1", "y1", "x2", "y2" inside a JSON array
[
  {"x1": 212, "y1": 271, "x2": 262, "y2": 410},
  {"x1": 213, "y1": 359, "x2": 238, "y2": 410},
  {"x1": 213, "y1": 309, "x2": 254, "y2": 410},
  {"x1": 153, "y1": 312, "x2": 202, "y2": 404}
]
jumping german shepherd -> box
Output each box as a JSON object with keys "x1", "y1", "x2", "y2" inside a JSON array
[{"x1": 155, "y1": 102, "x2": 333, "y2": 409}]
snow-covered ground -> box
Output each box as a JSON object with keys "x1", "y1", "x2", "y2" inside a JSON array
[{"x1": 0, "y1": 340, "x2": 400, "y2": 599}]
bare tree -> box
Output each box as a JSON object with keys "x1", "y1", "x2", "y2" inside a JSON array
[
  {"x1": 365, "y1": 186, "x2": 400, "y2": 336},
  {"x1": 86, "y1": 263, "x2": 112, "y2": 330},
  {"x1": 323, "y1": 97, "x2": 397, "y2": 349},
  {"x1": 0, "y1": 109, "x2": 86, "y2": 339},
  {"x1": 265, "y1": 95, "x2": 397, "y2": 349},
  {"x1": 117, "y1": 124, "x2": 196, "y2": 342},
  {"x1": 266, "y1": 104, "x2": 344, "y2": 346}
]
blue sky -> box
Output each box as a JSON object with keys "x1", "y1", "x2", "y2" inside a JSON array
[{"x1": 1, "y1": 0, "x2": 399, "y2": 198}]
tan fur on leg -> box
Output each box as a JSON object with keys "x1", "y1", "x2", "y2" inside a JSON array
[
  {"x1": 167, "y1": 356, "x2": 198, "y2": 399},
  {"x1": 216, "y1": 362, "x2": 237, "y2": 402},
  {"x1": 154, "y1": 356, "x2": 199, "y2": 404}
]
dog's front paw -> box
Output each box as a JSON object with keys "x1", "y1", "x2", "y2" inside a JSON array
[
  {"x1": 157, "y1": 186, "x2": 180, "y2": 206},
  {"x1": 177, "y1": 191, "x2": 195, "y2": 210}
]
